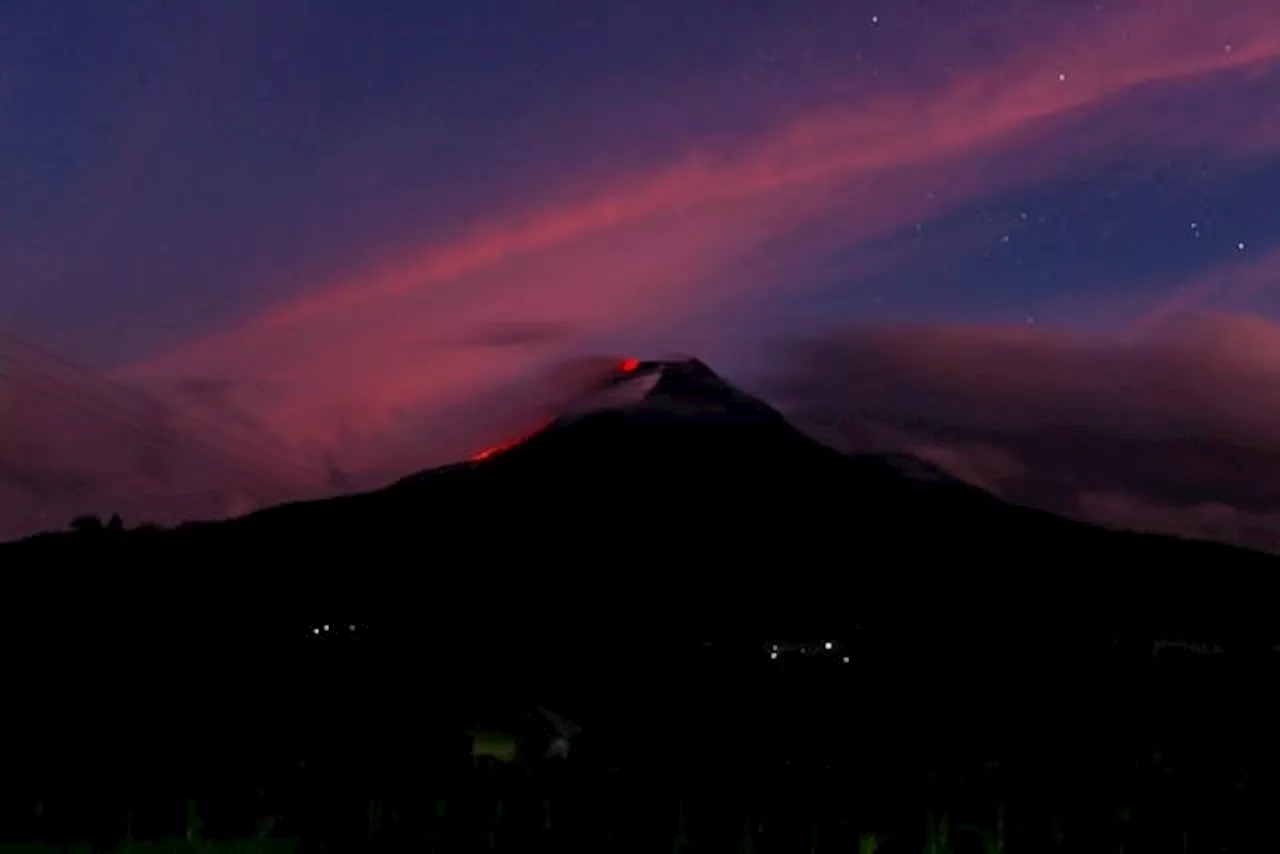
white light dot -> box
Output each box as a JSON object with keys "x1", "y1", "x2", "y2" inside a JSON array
[
  {"x1": 349, "y1": 625, "x2": 356, "y2": 631},
  {"x1": 824, "y1": 642, "x2": 833, "y2": 650},
  {"x1": 323, "y1": 624, "x2": 329, "y2": 631},
  {"x1": 313, "y1": 628, "x2": 319, "y2": 635},
  {"x1": 1190, "y1": 222, "x2": 1198, "y2": 229},
  {"x1": 770, "y1": 652, "x2": 778, "y2": 660},
  {"x1": 1224, "y1": 43, "x2": 1233, "y2": 53},
  {"x1": 842, "y1": 656, "x2": 850, "y2": 664},
  {"x1": 1238, "y1": 241, "x2": 1247, "y2": 251},
  {"x1": 800, "y1": 647, "x2": 806, "y2": 654},
  {"x1": 871, "y1": 14, "x2": 879, "y2": 24},
  {"x1": 772, "y1": 645, "x2": 779, "y2": 651},
  {"x1": 1057, "y1": 72, "x2": 1067, "y2": 82}
]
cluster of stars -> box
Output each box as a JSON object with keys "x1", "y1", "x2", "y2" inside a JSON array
[
  {"x1": 767, "y1": 639, "x2": 851, "y2": 665},
  {"x1": 308, "y1": 623, "x2": 366, "y2": 637},
  {"x1": 1188, "y1": 221, "x2": 1247, "y2": 251}
]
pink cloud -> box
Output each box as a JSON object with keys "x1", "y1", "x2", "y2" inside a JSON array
[
  {"x1": 1128, "y1": 245, "x2": 1280, "y2": 337},
  {"x1": 123, "y1": 0, "x2": 1280, "y2": 356}
]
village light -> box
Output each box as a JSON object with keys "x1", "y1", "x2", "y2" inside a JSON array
[{"x1": 824, "y1": 642, "x2": 833, "y2": 650}]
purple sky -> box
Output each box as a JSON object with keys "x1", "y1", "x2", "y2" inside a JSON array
[{"x1": 3, "y1": 0, "x2": 1280, "y2": 546}]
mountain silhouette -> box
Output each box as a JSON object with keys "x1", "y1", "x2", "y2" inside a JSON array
[{"x1": 3, "y1": 355, "x2": 1280, "y2": 832}]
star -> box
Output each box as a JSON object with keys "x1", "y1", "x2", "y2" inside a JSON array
[
  {"x1": 1057, "y1": 72, "x2": 1067, "y2": 82},
  {"x1": 1238, "y1": 241, "x2": 1248, "y2": 251}
]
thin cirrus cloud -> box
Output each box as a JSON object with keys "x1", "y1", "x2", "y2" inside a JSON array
[
  {"x1": 131, "y1": 0, "x2": 1280, "y2": 349},
  {"x1": 112, "y1": 0, "x2": 1280, "y2": 485}
]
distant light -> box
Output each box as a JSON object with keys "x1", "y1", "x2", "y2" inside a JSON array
[
  {"x1": 349, "y1": 625, "x2": 356, "y2": 631},
  {"x1": 770, "y1": 652, "x2": 778, "y2": 660},
  {"x1": 1238, "y1": 241, "x2": 1248, "y2": 251},
  {"x1": 842, "y1": 656, "x2": 850, "y2": 664},
  {"x1": 313, "y1": 628, "x2": 319, "y2": 635},
  {"x1": 323, "y1": 625, "x2": 329, "y2": 632},
  {"x1": 824, "y1": 641, "x2": 833, "y2": 650},
  {"x1": 1057, "y1": 72, "x2": 1067, "y2": 82},
  {"x1": 620, "y1": 357, "x2": 641, "y2": 373},
  {"x1": 772, "y1": 645, "x2": 778, "y2": 651},
  {"x1": 800, "y1": 647, "x2": 806, "y2": 654}
]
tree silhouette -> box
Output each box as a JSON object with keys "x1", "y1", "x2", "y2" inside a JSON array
[
  {"x1": 107, "y1": 513, "x2": 124, "y2": 533},
  {"x1": 70, "y1": 514, "x2": 102, "y2": 533}
]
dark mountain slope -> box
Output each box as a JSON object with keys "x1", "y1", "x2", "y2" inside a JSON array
[{"x1": 2, "y1": 357, "x2": 1279, "y2": 832}]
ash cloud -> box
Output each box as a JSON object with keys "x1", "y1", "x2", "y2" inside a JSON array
[{"x1": 767, "y1": 312, "x2": 1280, "y2": 553}]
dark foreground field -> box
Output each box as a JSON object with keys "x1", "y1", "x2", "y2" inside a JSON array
[
  {"x1": 7, "y1": 640, "x2": 1277, "y2": 854},
  {"x1": 0, "y1": 737, "x2": 1267, "y2": 854}
]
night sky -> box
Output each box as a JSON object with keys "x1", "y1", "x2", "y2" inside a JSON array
[{"x1": 2, "y1": 0, "x2": 1279, "y2": 547}]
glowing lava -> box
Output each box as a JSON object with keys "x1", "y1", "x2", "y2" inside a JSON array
[
  {"x1": 469, "y1": 417, "x2": 554, "y2": 463},
  {"x1": 470, "y1": 437, "x2": 522, "y2": 462},
  {"x1": 468, "y1": 361, "x2": 640, "y2": 463}
]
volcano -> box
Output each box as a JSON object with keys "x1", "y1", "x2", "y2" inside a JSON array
[{"x1": 4, "y1": 356, "x2": 1280, "y2": 821}]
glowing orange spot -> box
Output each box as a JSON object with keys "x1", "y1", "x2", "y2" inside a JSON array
[
  {"x1": 471, "y1": 440, "x2": 515, "y2": 462},
  {"x1": 468, "y1": 418, "x2": 554, "y2": 463},
  {"x1": 620, "y1": 358, "x2": 641, "y2": 373}
]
